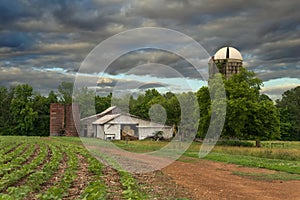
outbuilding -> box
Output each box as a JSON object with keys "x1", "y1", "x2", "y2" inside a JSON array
[{"x1": 81, "y1": 106, "x2": 172, "y2": 140}]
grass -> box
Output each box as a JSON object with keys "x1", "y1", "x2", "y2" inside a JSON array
[
  {"x1": 231, "y1": 171, "x2": 300, "y2": 181},
  {"x1": 112, "y1": 140, "x2": 168, "y2": 153},
  {"x1": 203, "y1": 152, "x2": 300, "y2": 174}
]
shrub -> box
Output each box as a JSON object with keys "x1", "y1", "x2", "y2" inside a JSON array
[{"x1": 217, "y1": 140, "x2": 254, "y2": 147}]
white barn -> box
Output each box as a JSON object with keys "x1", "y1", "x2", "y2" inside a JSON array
[{"x1": 81, "y1": 106, "x2": 172, "y2": 140}]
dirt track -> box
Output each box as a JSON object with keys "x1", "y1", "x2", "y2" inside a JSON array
[
  {"x1": 85, "y1": 144, "x2": 300, "y2": 199},
  {"x1": 162, "y1": 159, "x2": 300, "y2": 200}
]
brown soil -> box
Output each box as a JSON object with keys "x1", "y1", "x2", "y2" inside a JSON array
[
  {"x1": 162, "y1": 158, "x2": 300, "y2": 200},
  {"x1": 3, "y1": 143, "x2": 23, "y2": 155},
  {"x1": 102, "y1": 165, "x2": 124, "y2": 200},
  {"x1": 3, "y1": 143, "x2": 27, "y2": 164},
  {"x1": 0, "y1": 144, "x2": 42, "y2": 193},
  {"x1": 29, "y1": 152, "x2": 68, "y2": 199},
  {"x1": 13, "y1": 145, "x2": 50, "y2": 188},
  {"x1": 85, "y1": 143, "x2": 300, "y2": 200},
  {"x1": 63, "y1": 154, "x2": 91, "y2": 200},
  {"x1": 21, "y1": 144, "x2": 41, "y2": 166},
  {"x1": 134, "y1": 170, "x2": 193, "y2": 200}
]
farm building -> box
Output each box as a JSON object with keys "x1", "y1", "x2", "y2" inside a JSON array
[
  {"x1": 80, "y1": 106, "x2": 120, "y2": 137},
  {"x1": 80, "y1": 106, "x2": 173, "y2": 140}
]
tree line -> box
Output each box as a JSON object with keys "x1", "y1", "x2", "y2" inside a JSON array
[{"x1": 0, "y1": 68, "x2": 299, "y2": 141}]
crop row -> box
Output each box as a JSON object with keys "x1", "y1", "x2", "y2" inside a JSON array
[{"x1": 0, "y1": 137, "x2": 148, "y2": 200}]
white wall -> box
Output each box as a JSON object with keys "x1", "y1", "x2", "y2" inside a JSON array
[
  {"x1": 138, "y1": 126, "x2": 172, "y2": 140},
  {"x1": 81, "y1": 118, "x2": 96, "y2": 137},
  {"x1": 94, "y1": 125, "x2": 104, "y2": 139},
  {"x1": 92, "y1": 114, "x2": 172, "y2": 140},
  {"x1": 104, "y1": 124, "x2": 120, "y2": 140}
]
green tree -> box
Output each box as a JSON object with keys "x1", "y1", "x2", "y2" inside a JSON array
[
  {"x1": 177, "y1": 92, "x2": 199, "y2": 141},
  {"x1": 10, "y1": 84, "x2": 38, "y2": 135},
  {"x1": 0, "y1": 87, "x2": 12, "y2": 134},
  {"x1": 129, "y1": 89, "x2": 162, "y2": 120},
  {"x1": 196, "y1": 86, "x2": 211, "y2": 138},
  {"x1": 244, "y1": 100, "x2": 280, "y2": 143},
  {"x1": 58, "y1": 82, "x2": 73, "y2": 104},
  {"x1": 222, "y1": 68, "x2": 280, "y2": 146},
  {"x1": 32, "y1": 91, "x2": 58, "y2": 136},
  {"x1": 163, "y1": 92, "x2": 180, "y2": 126},
  {"x1": 95, "y1": 93, "x2": 112, "y2": 113},
  {"x1": 276, "y1": 86, "x2": 300, "y2": 140},
  {"x1": 73, "y1": 87, "x2": 96, "y2": 118}
]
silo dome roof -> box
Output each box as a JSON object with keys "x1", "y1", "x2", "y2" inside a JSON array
[{"x1": 214, "y1": 47, "x2": 243, "y2": 60}]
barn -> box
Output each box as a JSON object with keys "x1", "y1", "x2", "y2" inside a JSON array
[{"x1": 80, "y1": 106, "x2": 172, "y2": 140}]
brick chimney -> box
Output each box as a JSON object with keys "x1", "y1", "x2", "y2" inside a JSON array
[
  {"x1": 65, "y1": 104, "x2": 80, "y2": 136},
  {"x1": 50, "y1": 103, "x2": 80, "y2": 136},
  {"x1": 50, "y1": 103, "x2": 65, "y2": 136}
]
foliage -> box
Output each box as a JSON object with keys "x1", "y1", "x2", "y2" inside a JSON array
[
  {"x1": 0, "y1": 137, "x2": 108, "y2": 199},
  {"x1": 196, "y1": 86, "x2": 211, "y2": 138},
  {"x1": 276, "y1": 86, "x2": 300, "y2": 141},
  {"x1": 10, "y1": 84, "x2": 38, "y2": 135},
  {"x1": 196, "y1": 68, "x2": 280, "y2": 144},
  {"x1": 57, "y1": 82, "x2": 73, "y2": 104},
  {"x1": 0, "y1": 75, "x2": 296, "y2": 142},
  {"x1": 119, "y1": 170, "x2": 148, "y2": 200},
  {"x1": 95, "y1": 93, "x2": 112, "y2": 113},
  {"x1": 73, "y1": 86, "x2": 96, "y2": 118},
  {"x1": 216, "y1": 140, "x2": 254, "y2": 147}
]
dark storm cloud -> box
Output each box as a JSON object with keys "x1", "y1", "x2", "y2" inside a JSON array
[
  {"x1": 0, "y1": 66, "x2": 74, "y2": 95},
  {"x1": 0, "y1": 0, "x2": 33, "y2": 25},
  {"x1": 138, "y1": 83, "x2": 166, "y2": 89},
  {"x1": 95, "y1": 77, "x2": 168, "y2": 96},
  {"x1": 0, "y1": 0, "x2": 299, "y2": 95},
  {"x1": 107, "y1": 49, "x2": 199, "y2": 78},
  {"x1": 51, "y1": 0, "x2": 107, "y2": 30},
  {"x1": 0, "y1": 31, "x2": 35, "y2": 51}
]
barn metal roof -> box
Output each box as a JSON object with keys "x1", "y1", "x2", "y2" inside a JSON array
[{"x1": 92, "y1": 114, "x2": 121, "y2": 125}]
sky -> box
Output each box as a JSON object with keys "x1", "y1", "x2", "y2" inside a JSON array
[{"x1": 0, "y1": 0, "x2": 300, "y2": 100}]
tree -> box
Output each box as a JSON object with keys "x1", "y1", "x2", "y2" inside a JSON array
[
  {"x1": 95, "y1": 93, "x2": 112, "y2": 114},
  {"x1": 244, "y1": 100, "x2": 280, "y2": 144},
  {"x1": 10, "y1": 84, "x2": 38, "y2": 135},
  {"x1": 31, "y1": 91, "x2": 58, "y2": 136},
  {"x1": 0, "y1": 87, "x2": 11, "y2": 134},
  {"x1": 222, "y1": 68, "x2": 280, "y2": 146},
  {"x1": 276, "y1": 86, "x2": 300, "y2": 140},
  {"x1": 129, "y1": 89, "x2": 162, "y2": 120},
  {"x1": 196, "y1": 86, "x2": 211, "y2": 138},
  {"x1": 58, "y1": 82, "x2": 73, "y2": 104},
  {"x1": 177, "y1": 92, "x2": 199, "y2": 141},
  {"x1": 73, "y1": 86, "x2": 96, "y2": 118},
  {"x1": 163, "y1": 93, "x2": 180, "y2": 126}
]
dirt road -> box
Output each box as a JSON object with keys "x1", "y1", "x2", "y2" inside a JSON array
[{"x1": 162, "y1": 159, "x2": 300, "y2": 200}]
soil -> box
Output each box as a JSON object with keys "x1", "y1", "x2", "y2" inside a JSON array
[
  {"x1": 27, "y1": 151, "x2": 68, "y2": 200},
  {"x1": 102, "y1": 165, "x2": 124, "y2": 200},
  {"x1": 162, "y1": 158, "x2": 300, "y2": 200},
  {"x1": 63, "y1": 154, "x2": 91, "y2": 200},
  {"x1": 134, "y1": 170, "x2": 193, "y2": 200},
  {"x1": 85, "y1": 143, "x2": 300, "y2": 199}
]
